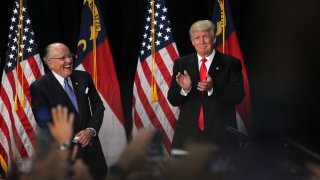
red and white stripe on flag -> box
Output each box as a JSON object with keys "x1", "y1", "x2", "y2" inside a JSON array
[
  {"x1": 0, "y1": 0, "x2": 44, "y2": 172},
  {"x1": 133, "y1": 0, "x2": 180, "y2": 153}
]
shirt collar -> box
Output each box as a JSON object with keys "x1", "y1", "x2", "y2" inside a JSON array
[
  {"x1": 197, "y1": 49, "x2": 216, "y2": 64},
  {"x1": 52, "y1": 71, "x2": 70, "y2": 87}
]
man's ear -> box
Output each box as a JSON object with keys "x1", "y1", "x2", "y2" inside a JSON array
[
  {"x1": 46, "y1": 60, "x2": 53, "y2": 69},
  {"x1": 213, "y1": 35, "x2": 217, "y2": 44},
  {"x1": 191, "y1": 39, "x2": 195, "y2": 46}
]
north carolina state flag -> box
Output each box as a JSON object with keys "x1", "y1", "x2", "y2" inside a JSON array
[
  {"x1": 75, "y1": 0, "x2": 127, "y2": 165},
  {"x1": 212, "y1": 0, "x2": 252, "y2": 134}
]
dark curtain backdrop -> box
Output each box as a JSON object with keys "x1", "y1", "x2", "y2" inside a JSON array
[{"x1": 1, "y1": 0, "x2": 320, "y2": 155}]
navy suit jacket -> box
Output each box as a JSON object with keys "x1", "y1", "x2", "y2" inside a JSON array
[
  {"x1": 168, "y1": 50, "x2": 245, "y2": 149},
  {"x1": 30, "y1": 70, "x2": 107, "y2": 180}
]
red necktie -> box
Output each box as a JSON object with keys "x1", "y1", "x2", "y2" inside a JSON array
[{"x1": 198, "y1": 57, "x2": 207, "y2": 131}]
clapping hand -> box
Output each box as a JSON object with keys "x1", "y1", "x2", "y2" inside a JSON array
[
  {"x1": 197, "y1": 74, "x2": 213, "y2": 92},
  {"x1": 176, "y1": 70, "x2": 192, "y2": 92}
]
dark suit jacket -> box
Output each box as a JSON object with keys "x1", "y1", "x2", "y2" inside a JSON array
[
  {"x1": 168, "y1": 51, "x2": 245, "y2": 150},
  {"x1": 30, "y1": 70, "x2": 107, "y2": 180}
]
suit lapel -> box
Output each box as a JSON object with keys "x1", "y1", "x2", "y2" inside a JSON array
[
  {"x1": 48, "y1": 71, "x2": 69, "y2": 100},
  {"x1": 187, "y1": 54, "x2": 200, "y2": 87},
  {"x1": 187, "y1": 52, "x2": 224, "y2": 85},
  {"x1": 70, "y1": 73, "x2": 82, "y2": 115},
  {"x1": 208, "y1": 51, "x2": 223, "y2": 78},
  {"x1": 48, "y1": 71, "x2": 79, "y2": 115}
]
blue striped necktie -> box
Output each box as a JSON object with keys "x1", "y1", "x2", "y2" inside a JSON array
[{"x1": 64, "y1": 78, "x2": 79, "y2": 112}]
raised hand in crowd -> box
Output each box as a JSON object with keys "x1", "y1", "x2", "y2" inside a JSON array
[
  {"x1": 48, "y1": 105, "x2": 74, "y2": 146},
  {"x1": 155, "y1": 141, "x2": 217, "y2": 180},
  {"x1": 107, "y1": 128, "x2": 155, "y2": 180}
]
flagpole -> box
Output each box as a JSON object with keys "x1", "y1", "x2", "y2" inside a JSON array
[
  {"x1": 150, "y1": 0, "x2": 158, "y2": 102},
  {"x1": 14, "y1": 0, "x2": 25, "y2": 111},
  {"x1": 20, "y1": 0, "x2": 26, "y2": 108},
  {"x1": 92, "y1": 0, "x2": 98, "y2": 87},
  {"x1": 221, "y1": 0, "x2": 226, "y2": 53}
]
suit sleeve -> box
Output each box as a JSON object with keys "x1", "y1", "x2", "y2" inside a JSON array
[
  {"x1": 86, "y1": 73, "x2": 105, "y2": 133},
  {"x1": 30, "y1": 82, "x2": 51, "y2": 128}
]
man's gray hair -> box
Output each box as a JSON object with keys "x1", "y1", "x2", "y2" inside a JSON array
[
  {"x1": 189, "y1": 20, "x2": 216, "y2": 38},
  {"x1": 42, "y1": 43, "x2": 69, "y2": 62},
  {"x1": 42, "y1": 44, "x2": 52, "y2": 62}
]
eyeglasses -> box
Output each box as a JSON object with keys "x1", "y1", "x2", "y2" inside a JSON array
[{"x1": 49, "y1": 53, "x2": 74, "y2": 60}]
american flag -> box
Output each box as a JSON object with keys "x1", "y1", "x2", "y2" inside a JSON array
[
  {"x1": 132, "y1": 0, "x2": 180, "y2": 153},
  {"x1": 0, "y1": 0, "x2": 44, "y2": 172},
  {"x1": 75, "y1": 0, "x2": 127, "y2": 166}
]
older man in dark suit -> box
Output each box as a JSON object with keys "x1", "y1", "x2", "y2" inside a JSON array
[
  {"x1": 30, "y1": 43, "x2": 107, "y2": 180},
  {"x1": 168, "y1": 20, "x2": 245, "y2": 150}
]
